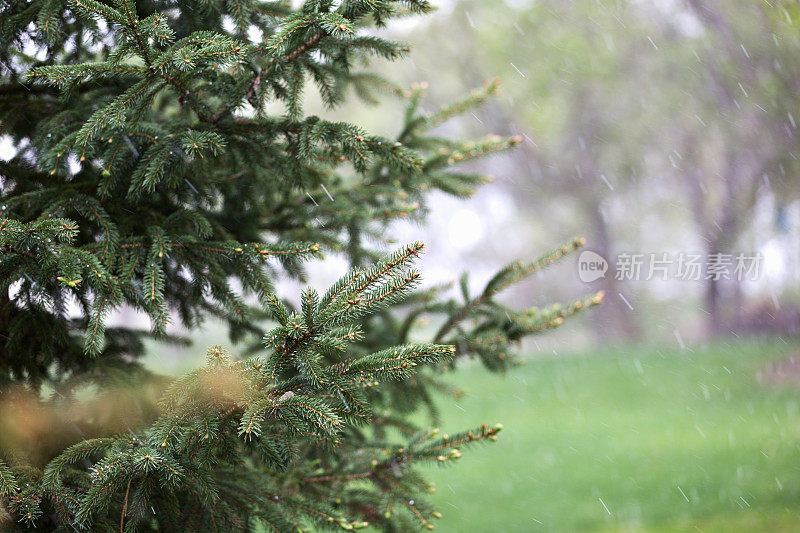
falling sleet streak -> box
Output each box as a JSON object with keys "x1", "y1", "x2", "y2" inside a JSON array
[
  {"x1": 674, "y1": 329, "x2": 686, "y2": 350},
  {"x1": 510, "y1": 62, "x2": 527, "y2": 78},
  {"x1": 320, "y1": 183, "x2": 335, "y2": 201},
  {"x1": 522, "y1": 133, "x2": 538, "y2": 147},
  {"x1": 738, "y1": 82, "x2": 749, "y2": 97},
  {"x1": 465, "y1": 10, "x2": 475, "y2": 28},
  {"x1": 739, "y1": 496, "x2": 750, "y2": 508}
]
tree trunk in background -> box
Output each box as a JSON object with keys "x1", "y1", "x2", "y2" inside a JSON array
[
  {"x1": 703, "y1": 257, "x2": 723, "y2": 336},
  {"x1": 700, "y1": 164, "x2": 746, "y2": 337},
  {"x1": 731, "y1": 271, "x2": 743, "y2": 332},
  {"x1": 586, "y1": 199, "x2": 639, "y2": 340}
]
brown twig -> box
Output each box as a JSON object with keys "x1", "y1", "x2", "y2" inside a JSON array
[
  {"x1": 120, "y1": 478, "x2": 132, "y2": 533},
  {"x1": 221, "y1": 32, "x2": 326, "y2": 119}
]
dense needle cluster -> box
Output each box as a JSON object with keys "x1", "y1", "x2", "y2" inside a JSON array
[{"x1": 0, "y1": 0, "x2": 600, "y2": 530}]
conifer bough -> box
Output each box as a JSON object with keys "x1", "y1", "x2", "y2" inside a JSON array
[{"x1": 0, "y1": 0, "x2": 600, "y2": 530}]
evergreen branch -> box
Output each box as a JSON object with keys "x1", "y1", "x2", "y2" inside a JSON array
[
  {"x1": 284, "y1": 31, "x2": 324, "y2": 62},
  {"x1": 85, "y1": 293, "x2": 112, "y2": 354},
  {"x1": 335, "y1": 344, "x2": 454, "y2": 388},
  {"x1": 0, "y1": 459, "x2": 18, "y2": 496},
  {"x1": 42, "y1": 439, "x2": 116, "y2": 488},
  {"x1": 69, "y1": 0, "x2": 125, "y2": 25},
  {"x1": 435, "y1": 237, "x2": 586, "y2": 342},
  {"x1": 482, "y1": 237, "x2": 585, "y2": 297},
  {"x1": 0, "y1": 1, "x2": 601, "y2": 528}
]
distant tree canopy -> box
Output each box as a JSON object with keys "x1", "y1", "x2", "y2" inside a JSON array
[{"x1": 402, "y1": 0, "x2": 800, "y2": 336}]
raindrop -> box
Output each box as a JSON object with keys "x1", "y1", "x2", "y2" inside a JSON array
[
  {"x1": 320, "y1": 184, "x2": 334, "y2": 202},
  {"x1": 465, "y1": 11, "x2": 475, "y2": 28},
  {"x1": 737, "y1": 82, "x2": 749, "y2": 97}
]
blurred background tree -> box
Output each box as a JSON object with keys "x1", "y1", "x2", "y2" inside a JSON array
[
  {"x1": 351, "y1": 0, "x2": 800, "y2": 345},
  {"x1": 305, "y1": 1, "x2": 800, "y2": 529}
]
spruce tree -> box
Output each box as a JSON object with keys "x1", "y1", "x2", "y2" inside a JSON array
[{"x1": 0, "y1": 1, "x2": 601, "y2": 530}]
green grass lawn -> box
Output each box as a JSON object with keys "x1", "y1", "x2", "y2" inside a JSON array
[{"x1": 421, "y1": 338, "x2": 800, "y2": 532}]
